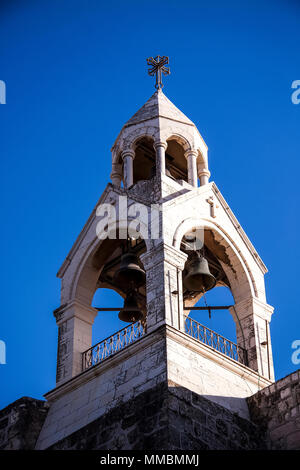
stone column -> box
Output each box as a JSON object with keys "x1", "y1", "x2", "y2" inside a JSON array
[
  {"x1": 110, "y1": 163, "x2": 122, "y2": 187},
  {"x1": 185, "y1": 150, "x2": 198, "y2": 187},
  {"x1": 229, "y1": 298, "x2": 274, "y2": 380},
  {"x1": 198, "y1": 168, "x2": 210, "y2": 186},
  {"x1": 53, "y1": 300, "x2": 98, "y2": 385},
  {"x1": 141, "y1": 243, "x2": 187, "y2": 333},
  {"x1": 154, "y1": 140, "x2": 167, "y2": 176},
  {"x1": 121, "y1": 149, "x2": 135, "y2": 189}
]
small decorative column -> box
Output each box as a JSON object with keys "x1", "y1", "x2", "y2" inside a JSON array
[
  {"x1": 185, "y1": 150, "x2": 198, "y2": 187},
  {"x1": 121, "y1": 149, "x2": 135, "y2": 189},
  {"x1": 141, "y1": 243, "x2": 187, "y2": 333},
  {"x1": 53, "y1": 300, "x2": 98, "y2": 385},
  {"x1": 110, "y1": 163, "x2": 122, "y2": 187},
  {"x1": 198, "y1": 168, "x2": 210, "y2": 186},
  {"x1": 154, "y1": 140, "x2": 167, "y2": 176},
  {"x1": 229, "y1": 298, "x2": 274, "y2": 380}
]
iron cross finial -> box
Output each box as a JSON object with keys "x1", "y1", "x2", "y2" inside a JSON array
[{"x1": 146, "y1": 56, "x2": 170, "y2": 90}]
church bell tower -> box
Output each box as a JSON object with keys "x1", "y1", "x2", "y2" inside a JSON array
[{"x1": 36, "y1": 57, "x2": 275, "y2": 450}]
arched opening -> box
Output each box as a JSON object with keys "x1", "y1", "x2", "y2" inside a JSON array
[
  {"x1": 186, "y1": 287, "x2": 236, "y2": 343},
  {"x1": 133, "y1": 137, "x2": 156, "y2": 184},
  {"x1": 166, "y1": 138, "x2": 188, "y2": 183},
  {"x1": 180, "y1": 228, "x2": 240, "y2": 348},
  {"x1": 92, "y1": 288, "x2": 126, "y2": 344},
  {"x1": 90, "y1": 236, "x2": 147, "y2": 345}
]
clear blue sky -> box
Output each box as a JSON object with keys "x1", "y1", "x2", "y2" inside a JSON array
[{"x1": 0, "y1": 0, "x2": 299, "y2": 408}]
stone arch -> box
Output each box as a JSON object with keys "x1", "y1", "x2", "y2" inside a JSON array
[
  {"x1": 172, "y1": 217, "x2": 259, "y2": 351},
  {"x1": 160, "y1": 125, "x2": 195, "y2": 150},
  {"x1": 123, "y1": 129, "x2": 160, "y2": 157},
  {"x1": 64, "y1": 218, "x2": 151, "y2": 306},
  {"x1": 161, "y1": 134, "x2": 192, "y2": 182},
  {"x1": 131, "y1": 135, "x2": 156, "y2": 183},
  {"x1": 131, "y1": 133, "x2": 156, "y2": 151},
  {"x1": 172, "y1": 217, "x2": 257, "y2": 304},
  {"x1": 112, "y1": 128, "x2": 158, "y2": 165},
  {"x1": 165, "y1": 133, "x2": 191, "y2": 152}
]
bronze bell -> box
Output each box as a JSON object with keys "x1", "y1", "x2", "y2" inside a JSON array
[
  {"x1": 183, "y1": 253, "x2": 216, "y2": 293},
  {"x1": 114, "y1": 252, "x2": 146, "y2": 291},
  {"x1": 118, "y1": 290, "x2": 143, "y2": 323}
]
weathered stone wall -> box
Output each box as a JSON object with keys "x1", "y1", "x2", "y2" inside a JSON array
[
  {"x1": 166, "y1": 327, "x2": 271, "y2": 420},
  {"x1": 36, "y1": 329, "x2": 167, "y2": 449},
  {"x1": 49, "y1": 381, "x2": 266, "y2": 450},
  {"x1": 0, "y1": 397, "x2": 49, "y2": 450},
  {"x1": 36, "y1": 323, "x2": 272, "y2": 449},
  {"x1": 247, "y1": 369, "x2": 300, "y2": 449}
]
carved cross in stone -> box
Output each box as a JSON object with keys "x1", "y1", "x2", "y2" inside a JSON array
[
  {"x1": 207, "y1": 197, "x2": 217, "y2": 218},
  {"x1": 147, "y1": 56, "x2": 170, "y2": 90}
]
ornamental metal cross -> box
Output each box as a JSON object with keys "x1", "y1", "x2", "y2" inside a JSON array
[{"x1": 146, "y1": 56, "x2": 170, "y2": 90}]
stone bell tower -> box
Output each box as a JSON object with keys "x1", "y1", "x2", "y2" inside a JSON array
[{"x1": 35, "y1": 58, "x2": 276, "y2": 450}]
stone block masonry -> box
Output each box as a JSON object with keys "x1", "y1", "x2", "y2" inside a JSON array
[
  {"x1": 49, "y1": 381, "x2": 266, "y2": 450},
  {"x1": 36, "y1": 328, "x2": 167, "y2": 449},
  {"x1": 247, "y1": 369, "x2": 300, "y2": 449},
  {"x1": 0, "y1": 397, "x2": 49, "y2": 450}
]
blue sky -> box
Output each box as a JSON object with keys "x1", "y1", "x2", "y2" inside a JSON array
[{"x1": 0, "y1": 0, "x2": 299, "y2": 408}]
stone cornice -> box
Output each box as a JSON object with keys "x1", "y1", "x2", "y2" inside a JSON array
[
  {"x1": 230, "y1": 297, "x2": 274, "y2": 321},
  {"x1": 44, "y1": 325, "x2": 166, "y2": 402},
  {"x1": 53, "y1": 299, "x2": 98, "y2": 324},
  {"x1": 44, "y1": 322, "x2": 272, "y2": 403},
  {"x1": 165, "y1": 324, "x2": 273, "y2": 387}
]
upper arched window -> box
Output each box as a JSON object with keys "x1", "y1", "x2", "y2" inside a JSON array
[
  {"x1": 165, "y1": 139, "x2": 188, "y2": 182},
  {"x1": 133, "y1": 137, "x2": 156, "y2": 184}
]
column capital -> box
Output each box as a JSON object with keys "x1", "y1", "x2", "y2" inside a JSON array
[
  {"x1": 141, "y1": 242, "x2": 188, "y2": 271},
  {"x1": 121, "y1": 149, "x2": 135, "y2": 160},
  {"x1": 198, "y1": 168, "x2": 210, "y2": 178},
  {"x1": 229, "y1": 297, "x2": 274, "y2": 322},
  {"x1": 53, "y1": 299, "x2": 98, "y2": 325},
  {"x1": 110, "y1": 163, "x2": 122, "y2": 186},
  {"x1": 184, "y1": 149, "x2": 198, "y2": 159},
  {"x1": 153, "y1": 140, "x2": 168, "y2": 151}
]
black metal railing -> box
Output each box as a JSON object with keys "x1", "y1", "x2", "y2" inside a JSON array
[
  {"x1": 184, "y1": 315, "x2": 248, "y2": 366},
  {"x1": 82, "y1": 320, "x2": 145, "y2": 371}
]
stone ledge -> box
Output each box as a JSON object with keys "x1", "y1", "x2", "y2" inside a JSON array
[
  {"x1": 45, "y1": 324, "x2": 166, "y2": 402},
  {"x1": 46, "y1": 322, "x2": 272, "y2": 404},
  {"x1": 165, "y1": 324, "x2": 272, "y2": 388}
]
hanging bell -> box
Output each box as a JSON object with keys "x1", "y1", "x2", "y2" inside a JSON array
[
  {"x1": 114, "y1": 252, "x2": 146, "y2": 290},
  {"x1": 118, "y1": 290, "x2": 144, "y2": 323},
  {"x1": 183, "y1": 253, "x2": 216, "y2": 293}
]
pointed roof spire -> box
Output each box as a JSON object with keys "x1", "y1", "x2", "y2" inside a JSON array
[
  {"x1": 124, "y1": 89, "x2": 195, "y2": 129},
  {"x1": 111, "y1": 57, "x2": 208, "y2": 162}
]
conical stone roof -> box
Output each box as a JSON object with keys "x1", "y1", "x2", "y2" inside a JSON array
[{"x1": 124, "y1": 89, "x2": 195, "y2": 128}]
